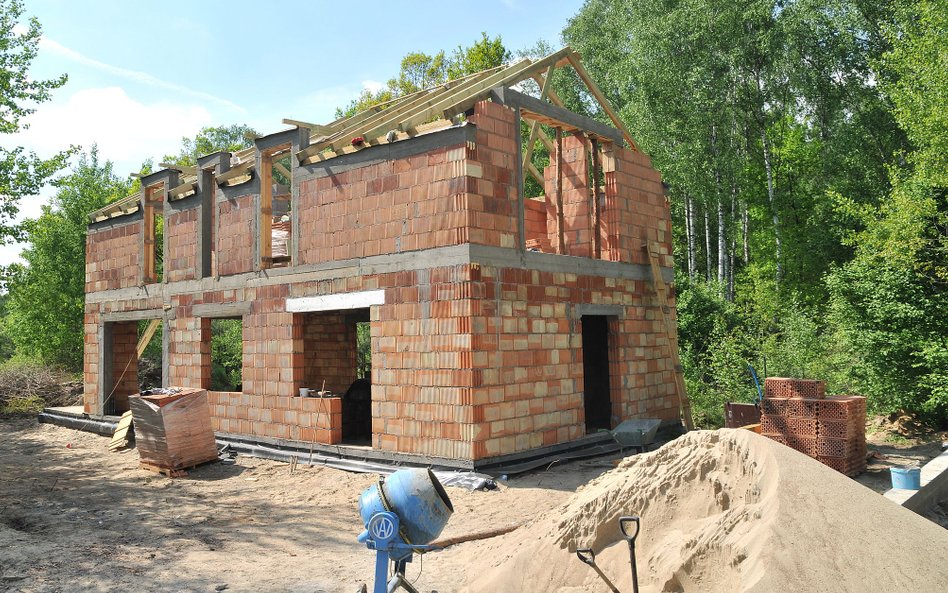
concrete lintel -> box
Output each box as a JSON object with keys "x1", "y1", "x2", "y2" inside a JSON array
[
  {"x1": 192, "y1": 302, "x2": 252, "y2": 318},
  {"x1": 140, "y1": 168, "x2": 179, "y2": 190},
  {"x1": 489, "y1": 87, "x2": 624, "y2": 144},
  {"x1": 102, "y1": 309, "x2": 167, "y2": 322},
  {"x1": 255, "y1": 128, "x2": 306, "y2": 153},
  {"x1": 296, "y1": 124, "x2": 475, "y2": 182},
  {"x1": 86, "y1": 244, "x2": 674, "y2": 304},
  {"x1": 574, "y1": 304, "x2": 624, "y2": 317},
  {"x1": 286, "y1": 289, "x2": 385, "y2": 313},
  {"x1": 197, "y1": 151, "x2": 232, "y2": 173}
]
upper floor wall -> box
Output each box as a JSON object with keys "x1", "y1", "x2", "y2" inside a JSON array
[{"x1": 86, "y1": 98, "x2": 671, "y2": 295}]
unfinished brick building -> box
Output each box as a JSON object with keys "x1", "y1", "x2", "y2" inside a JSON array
[{"x1": 83, "y1": 48, "x2": 687, "y2": 469}]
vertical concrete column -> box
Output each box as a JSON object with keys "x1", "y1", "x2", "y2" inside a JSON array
[{"x1": 196, "y1": 152, "x2": 231, "y2": 278}]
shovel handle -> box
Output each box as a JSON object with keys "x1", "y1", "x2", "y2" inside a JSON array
[
  {"x1": 619, "y1": 516, "x2": 640, "y2": 541},
  {"x1": 576, "y1": 548, "x2": 596, "y2": 566}
]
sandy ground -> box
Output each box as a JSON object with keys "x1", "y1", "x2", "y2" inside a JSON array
[
  {"x1": 0, "y1": 418, "x2": 612, "y2": 593},
  {"x1": 1, "y1": 417, "x2": 945, "y2": 592}
]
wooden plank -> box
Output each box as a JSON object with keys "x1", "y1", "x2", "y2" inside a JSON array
[
  {"x1": 526, "y1": 161, "x2": 545, "y2": 189},
  {"x1": 281, "y1": 118, "x2": 332, "y2": 135},
  {"x1": 566, "y1": 52, "x2": 639, "y2": 151},
  {"x1": 644, "y1": 241, "x2": 694, "y2": 430},
  {"x1": 441, "y1": 47, "x2": 573, "y2": 120},
  {"x1": 298, "y1": 67, "x2": 504, "y2": 163},
  {"x1": 521, "y1": 65, "x2": 555, "y2": 174},
  {"x1": 501, "y1": 88, "x2": 624, "y2": 144},
  {"x1": 273, "y1": 160, "x2": 292, "y2": 180},
  {"x1": 168, "y1": 181, "x2": 197, "y2": 200},
  {"x1": 109, "y1": 411, "x2": 134, "y2": 452},
  {"x1": 137, "y1": 319, "x2": 161, "y2": 357},
  {"x1": 215, "y1": 162, "x2": 254, "y2": 185},
  {"x1": 330, "y1": 64, "x2": 517, "y2": 153},
  {"x1": 158, "y1": 163, "x2": 198, "y2": 174}
]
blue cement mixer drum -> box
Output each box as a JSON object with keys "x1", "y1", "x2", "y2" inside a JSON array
[{"x1": 358, "y1": 468, "x2": 454, "y2": 546}]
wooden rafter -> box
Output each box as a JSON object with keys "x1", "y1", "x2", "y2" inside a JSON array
[
  {"x1": 89, "y1": 47, "x2": 645, "y2": 223},
  {"x1": 565, "y1": 51, "x2": 639, "y2": 152}
]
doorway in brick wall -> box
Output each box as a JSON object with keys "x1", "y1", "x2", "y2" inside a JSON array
[
  {"x1": 581, "y1": 315, "x2": 612, "y2": 431},
  {"x1": 300, "y1": 308, "x2": 372, "y2": 444}
]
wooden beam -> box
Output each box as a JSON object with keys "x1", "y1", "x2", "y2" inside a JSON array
[
  {"x1": 215, "y1": 163, "x2": 254, "y2": 185},
  {"x1": 281, "y1": 118, "x2": 332, "y2": 135},
  {"x1": 526, "y1": 161, "x2": 545, "y2": 189},
  {"x1": 297, "y1": 67, "x2": 505, "y2": 163},
  {"x1": 521, "y1": 65, "x2": 555, "y2": 174},
  {"x1": 644, "y1": 241, "x2": 694, "y2": 430},
  {"x1": 169, "y1": 181, "x2": 197, "y2": 200},
  {"x1": 494, "y1": 87, "x2": 624, "y2": 144},
  {"x1": 441, "y1": 47, "x2": 573, "y2": 120},
  {"x1": 566, "y1": 51, "x2": 639, "y2": 151},
  {"x1": 273, "y1": 160, "x2": 292, "y2": 180},
  {"x1": 329, "y1": 64, "x2": 518, "y2": 153},
  {"x1": 158, "y1": 163, "x2": 198, "y2": 174},
  {"x1": 137, "y1": 319, "x2": 161, "y2": 357}
]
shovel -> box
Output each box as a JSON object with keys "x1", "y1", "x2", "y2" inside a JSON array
[
  {"x1": 619, "y1": 516, "x2": 641, "y2": 593},
  {"x1": 575, "y1": 548, "x2": 621, "y2": 593}
]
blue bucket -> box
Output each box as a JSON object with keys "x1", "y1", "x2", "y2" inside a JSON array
[
  {"x1": 890, "y1": 467, "x2": 921, "y2": 490},
  {"x1": 358, "y1": 468, "x2": 454, "y2": 545}
]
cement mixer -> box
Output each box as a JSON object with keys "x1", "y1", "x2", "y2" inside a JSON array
[{"x1": 357, "y1": 468, "x2": 454, "y2": 593}]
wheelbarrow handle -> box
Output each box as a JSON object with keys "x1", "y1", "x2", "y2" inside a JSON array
[
  {"x1": 576, "y1": 548, "x2": 596, "y2": 566},
  {"x1": 619, "y1": 515, "x2": 640, "y2": 541}
]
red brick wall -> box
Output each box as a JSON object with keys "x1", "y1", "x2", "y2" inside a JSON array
[
  {"x1": 602, "y1": 146, "x2": 671, "y2": 266},
  {"x1": 464, "y1": 265, "x2": 680, "y2": 459},
  {"x1": 85, "y1": 221, "x2": 141, "y2": 292},
  {"x1": 523, "y1": 198, "x2": 549, "y2": 251},
  {"x1": 165, "y1": 206, "x2": 199, "y2": 282},
  {"x1": 466, "y1": 100, "x2": 520, "y2": 249},
  {"x1": 216, "y1": 195, "x2": 255, "y2": 276},
  {"x1": 109, "y1": 321, "x2": 138, "y2": 414},
  {"x1": 208, "y1": 391, "x2": 342, "y2": 444},
  {"x1": 167, "y1": 305, "x2": 210, "y2": 389},
  {"x1": 301, "y1": 312, "x2": 358, "y2": 395},
  {"x1": 296, "y1": 143, "x2": 472, "y2": 264},
  {"x1": 82, "y1": 307, "x2": 99, "y2": 414},
  {"x1": 543, "y1": 134, "x2": 592, "y2": 257}
]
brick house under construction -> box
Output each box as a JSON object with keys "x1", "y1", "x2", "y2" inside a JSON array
[{"x1": 83, "y1": 47, "x2": 687, "y2": 469}]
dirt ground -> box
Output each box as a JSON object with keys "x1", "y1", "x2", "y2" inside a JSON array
[{"x1": 0, "y1": 417, "x2": 944, "y2": 593}]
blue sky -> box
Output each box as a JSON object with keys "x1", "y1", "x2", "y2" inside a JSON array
[{"x1": 6, "y1": 0, "x2": 585, "y2": 265}]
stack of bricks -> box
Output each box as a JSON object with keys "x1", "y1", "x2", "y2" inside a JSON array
[{"x1": 760, "y1": 377, "x2": 867, "y2": 476}]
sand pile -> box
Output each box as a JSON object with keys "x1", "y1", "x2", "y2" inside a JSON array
[{"x1": 462, "y1": 429, "x2": 948, "y2": 593}]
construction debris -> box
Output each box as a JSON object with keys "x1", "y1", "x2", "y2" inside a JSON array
[{"x1": 108, "y1": 410, "x2": 133, "y2": 451}]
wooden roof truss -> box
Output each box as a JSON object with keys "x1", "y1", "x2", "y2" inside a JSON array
[{"x1": 89, "y1": 46, "x2": 636, "y2": 223}]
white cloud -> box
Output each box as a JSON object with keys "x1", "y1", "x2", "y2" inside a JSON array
[
  {"x1": 38, "y1": 35, "x2": 246, "y2": 114},
  {"x1": 15, "y1": 86, "x2": 214, "y2": 174},
  {"x1": 1, "y1": 87, "x2": 216, "y2": 268},
  {"x1": 362, "y1": 79, "x2": 387, "y2": 94}
]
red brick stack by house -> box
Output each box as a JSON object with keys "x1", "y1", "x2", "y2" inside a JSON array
[{"x1": 760, "y1": 377, "x2": 867, "y2": 476}]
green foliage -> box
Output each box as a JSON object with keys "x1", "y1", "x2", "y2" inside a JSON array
[
  {"x1": 356, "y1": 321, "x2": 371, "y2": 379},
  {"x1": 163, "y1": 124, "x2": 257, "y2": 167},
  {"x1": 0, "y1": 0, "x2": 72, "y2": 241},
  {"x1": 335, "y1": 33, "x2": 509, "y2": 119},
  {"x1": 2, "y1": 148, "x2": 129, "y2": 370},
  {"x1": 210, "y1": 319, "x2": 243, "y2": 392}
]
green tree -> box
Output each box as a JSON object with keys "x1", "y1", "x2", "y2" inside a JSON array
[
  {"x1": 335, "y1": 34, "x2": 509, "y2": 118},
  {"x1": 3, "y1": 148, "x2": 129, "y2": 369},
  {"x1": 163, "y1": 124, "x2": 257, "y2": 166},
  {"x1": 0, "y1": 0, "x2": 71, "y2": 241}
]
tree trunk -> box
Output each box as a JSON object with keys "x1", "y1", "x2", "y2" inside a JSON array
[
  {"x1": 704, "y1": 205, "x2": 712, "y2": 282},
  {"x1": 761, "y1": 129, "x2": 782, "y2": 284},
  {"x1": 685, "y1": 194, "x2": 696, "y2": 280},
  {"x1": 717, "y1": 197, "x2": 726, "y2": 289},
  {"x1": 742, "y1": 201, "x2": 749, "y2": 264},
  {"x1": 729, "y1": 188, "x2": 737, "y2": 302}
]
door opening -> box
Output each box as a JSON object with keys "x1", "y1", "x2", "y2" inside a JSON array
[{"x1": 581, "y1": 315, "x2": 612, "y2": 431}]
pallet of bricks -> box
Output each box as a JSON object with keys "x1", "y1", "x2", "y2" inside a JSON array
[
  {"x1": 759, "y1": 378, "x2": 867, "y2": 476},
  {"x1": 128, "y1": 387, "x2": 219, "y2": 477}
]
